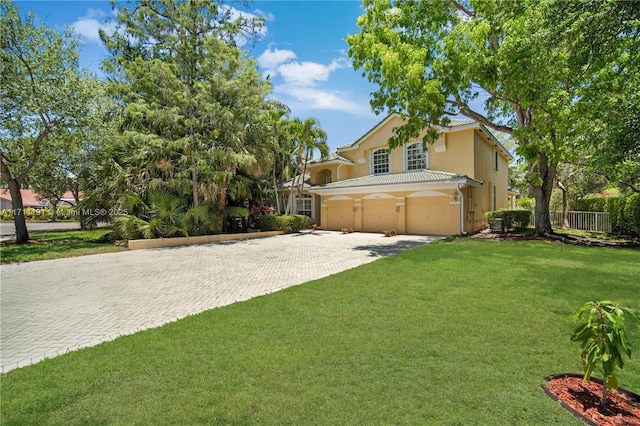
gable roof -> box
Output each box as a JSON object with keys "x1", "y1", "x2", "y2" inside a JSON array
[{"x1": 334, "y1": 113, "x2": 512, "y2": 161}]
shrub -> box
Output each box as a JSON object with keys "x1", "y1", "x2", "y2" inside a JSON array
[
  {"x1": 250, "y1": 201, "x2": 274, "y2": 228},
  {"x1": 484, "y1": 210, "x2": 531, "y2": 232},
  {"x1": 257, "y1": 214, "x2": 311, "y2": 233},
  {"x1": 516, "y1": 197, "x2": 535, "y2": 211},
  {"x1": 573, "y1": 197, "x2": 607, "y2": 212},
  {"x1": 606, "y1": 193, "x2": 640, "y2": 235}
]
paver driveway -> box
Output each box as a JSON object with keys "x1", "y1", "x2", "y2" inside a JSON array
[{"x1": 0, "y1": 231, "x2": 439, "y2": 373}]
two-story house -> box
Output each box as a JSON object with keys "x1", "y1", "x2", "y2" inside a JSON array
[{"x1": 286, "y1": 113, "x2": 512, "y2": 236}]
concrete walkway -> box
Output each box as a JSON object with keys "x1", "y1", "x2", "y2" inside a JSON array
[{"x1": 0, "y1": 231, "x2": 440, "y2": 373}]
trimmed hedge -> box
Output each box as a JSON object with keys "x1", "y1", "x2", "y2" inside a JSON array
[
  {"x1": 257, "y1": 214, "x2": 312, "y2": 233},
  {"x1": 573, "y1": 198, "x2": 608, "y2": 212},
  {"x1": 607, "y1": 193, "x2": 640, "y2": 235},
  {"x1": 484, "y1": 210, "x2": 531, "y2": 232},
  {"x1": 572, "y1": 194, "x2": 640, "y2": 235}
]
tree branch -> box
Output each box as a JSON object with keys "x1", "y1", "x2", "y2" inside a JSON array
[{"x1": 449, "y1": 0, "x2": 475, "y2": 18}]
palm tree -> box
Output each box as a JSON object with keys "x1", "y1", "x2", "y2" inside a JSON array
[{"x1": 286, "y1": 117, "x2": 328, "y2": 215}]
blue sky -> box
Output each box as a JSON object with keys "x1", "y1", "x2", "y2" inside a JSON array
[{"x1": 16, "y1": 0, "x2": 384, "y2": 153}]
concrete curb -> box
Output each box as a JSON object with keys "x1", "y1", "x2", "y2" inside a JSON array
[{"x1": 128, "y1": 230, "x2": 285, "y2": 250}]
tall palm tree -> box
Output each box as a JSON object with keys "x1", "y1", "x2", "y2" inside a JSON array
[{"x1": 286, "y1": 117, "x2": 328, "y2": 215}]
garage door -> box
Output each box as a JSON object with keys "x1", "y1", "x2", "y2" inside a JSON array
[
  {"x1": 362, "y1": 198, "x2": 397, "y2": 233},
  {"x1": 406, "y1": 196, "x2": 450, "y2": 235},
  {"x1": 326, "y1": 199, "x2": 354, "y2": 230}
]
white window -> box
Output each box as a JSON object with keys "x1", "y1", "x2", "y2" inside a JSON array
[
  {"x1": 406, "y1": 142, "x2": 428, "y2": 171},
  {"x1": 297, "y1": 194, "x2": 312, "y2": 217},
  {"x1": 372, "y1": 148, "x2": 389, "y2": 175}
]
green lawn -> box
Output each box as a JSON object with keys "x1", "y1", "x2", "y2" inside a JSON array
[
  {"x1": 1, "y1": 239, "x2": 639, "y2": 425},
  {"x1": 0, "y1": 229, "x2": 124, "y2": 264}
]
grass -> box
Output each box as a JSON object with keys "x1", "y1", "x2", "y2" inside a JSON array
[
  {"x1": 1, "y1": 239, "x2": 639, "y2": 425},
  {"x1": 0, "y1": 229, "x2": 124, "y2": 264}
]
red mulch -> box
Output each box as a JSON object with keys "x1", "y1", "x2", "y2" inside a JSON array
[{"x1": 544, "y1": 376, "x2": 640, "y2": 425}]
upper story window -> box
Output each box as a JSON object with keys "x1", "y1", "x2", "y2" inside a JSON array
[
  {"x1": 406, "y1": 142, "x2": 428, "y2": 171},
  {"x1": 493, "y1": 150, "x2": 499, "y2": 171},
  {"x1": 372, "y1": 148, "x2": 390, "y2": 175}
]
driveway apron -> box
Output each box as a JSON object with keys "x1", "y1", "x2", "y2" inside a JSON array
[{"x1": 0, "y1": 231, "x2": 439, "y2": 373}]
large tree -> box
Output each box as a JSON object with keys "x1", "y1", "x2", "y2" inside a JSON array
[
  {"x1": 347, "y1": 0, "x2": 637, "y2": 235},
  {"x1": 99, "y1": 0, "x2": 273, "y2": 225},
  {"x1": 0, "y1": 0, "x2": 101, "y2": 243}
]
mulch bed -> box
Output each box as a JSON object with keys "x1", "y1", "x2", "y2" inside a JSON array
[
  {"x1": 471, "y1": 229, "x2": 640, "y2": 249},
  {"x1": 543, "y1": 375, "x2": 640, "y2": 426}
]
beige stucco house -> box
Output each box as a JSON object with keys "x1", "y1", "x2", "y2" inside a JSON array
[{"x1": 296, "y1": 113, "x2": 512, "y2": 236}]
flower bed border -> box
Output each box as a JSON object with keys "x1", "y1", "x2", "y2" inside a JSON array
[{"x1": 128, "y1": 230, "x2": 284, "y2": 250}]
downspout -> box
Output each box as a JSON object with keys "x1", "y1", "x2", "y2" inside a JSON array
[{"x1": 457, "y1": 183, "x2": 467, "y2": 235}]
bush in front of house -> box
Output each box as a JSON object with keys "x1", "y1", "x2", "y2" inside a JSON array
[
  {"x1": 484, "y1": 210, "x2": 531, "y2": 232},
  {"x1": 257, "y1": 214, "x2": 311, "y2": 233}
]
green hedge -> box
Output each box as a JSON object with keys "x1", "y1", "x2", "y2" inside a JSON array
[
  {"x1": 257, "y1": 214, "x2": 312, "y2": 233},
  {"x1": 573, "y1": 198, "x2": 608, "y2": 212},
  {"x1": 484, "y1": 210, "x2": 531, "y2": 232},
  {"x1": 607, "y1": 193, "x2": 640, "y2": 235}
]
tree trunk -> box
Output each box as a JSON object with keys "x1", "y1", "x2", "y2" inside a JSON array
[
  {"x1": 528, "y1": 152, "x2": 556, "y2": 236},
  {"x1": 557, "y1": 180, "x2": 570, "y2": 229},
  {"x1": 7, "y1": 180, "x2": 30, "y2": 244},
  {"x1": 72, "y1": 185, "x2": 86, "y2": 230},
  {"x1": 51, "y1": 203, "x2": 58, "y2": 222}
]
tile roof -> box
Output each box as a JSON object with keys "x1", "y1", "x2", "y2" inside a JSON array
[
  {"x1": 309, "y1": 153, "x2": 353, "y2": 165},
  {"x1": 312, "y1": 170, "x2": 471, "y2": 190},
  {"x1": 446, "y1": 118, "x2": 476, "y2": 127}
]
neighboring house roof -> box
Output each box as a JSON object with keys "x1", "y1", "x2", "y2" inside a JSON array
[
  {"x1": 0, "y1": 189, "x2": 77, "y2": 207},
  {"x1": 276, "y1": 174, "x2": 313, "y2": 190},
  {"x1": 309, "y1": 170, "x2": 482, "y2": 194},
  {"x1": 333, "y1": 112, "x2": 513, "y2": 161}
]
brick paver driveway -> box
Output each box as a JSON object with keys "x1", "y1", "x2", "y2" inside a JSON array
[{"x1": 0, "y1": 231, "x2": 440, "y2": 373}]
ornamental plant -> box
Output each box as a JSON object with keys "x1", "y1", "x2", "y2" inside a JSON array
[{"x1": 571, "y1": 301, "x2": 640, "y2": 407}]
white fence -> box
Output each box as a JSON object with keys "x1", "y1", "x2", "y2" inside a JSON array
[{"x1": 533, "y1": 211, "x2": 612, "y2": 233}]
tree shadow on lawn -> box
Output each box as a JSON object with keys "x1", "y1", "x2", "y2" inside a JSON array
[{"x1": 351, "y1": 237, "x2": 442, "y2": 257}]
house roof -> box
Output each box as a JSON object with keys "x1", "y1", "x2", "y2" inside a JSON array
[
  {"x1": 276, "y1": 174, "x2": 313, "y2": 190},
  {"x1": 310, "y1": 170, "x2": 482, "y2": 191},
  {"x1": 332, "y1": 113, "x2": 512, "y2": 161},
  {"x1": 309, "y1": 153, "x2": 353, "y2": 165},
  {"x1": 0, "y1": 189, "x2": 76, "y2": 207}
]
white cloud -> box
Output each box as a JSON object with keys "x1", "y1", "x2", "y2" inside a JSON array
[
  {"x1": 278, "y1": 59, "x2": 347, "y2": 86},
  {"x1": 274, "y1": 85, "x2": 372, "y2": 117},
  {"x1": 257, "y1": 46, "x2": 365, "y2": 115},
  {"x1": 257, "y1": 47, "x2": 297, "y2": 72},
  {"x1": 70, "y1": 9, "x2": 117, "y2": 44}
]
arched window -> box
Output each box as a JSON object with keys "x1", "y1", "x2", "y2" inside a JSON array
[
  {"x1": 372, "y1": 148, "x2": 389, "y2": 175},
  {"x1": 406, "y1": 142, "x2": 428, "y2": 171}
]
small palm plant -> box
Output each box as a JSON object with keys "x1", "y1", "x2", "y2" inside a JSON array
[{"x1": 571, "y1": 301, "x2": 640, "y2": 407}]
